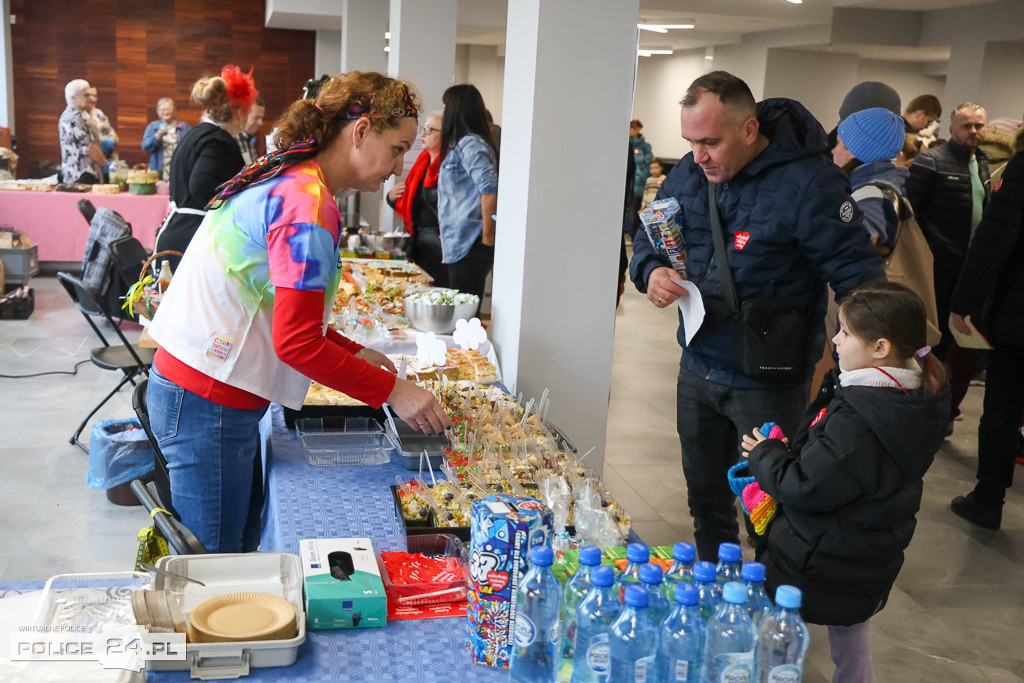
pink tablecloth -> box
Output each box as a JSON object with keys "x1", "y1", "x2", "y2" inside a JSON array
[{"x1": 0, "y1": 190, "x2": 169, "y2": 261}]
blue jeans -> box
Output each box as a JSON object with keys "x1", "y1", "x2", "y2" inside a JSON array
[
  {"x1": 147, "y1": 366, "x2": 267, "y2": 553},
  {"x1": 676, "y1": 362, "x2": 809, "y2": 561}
]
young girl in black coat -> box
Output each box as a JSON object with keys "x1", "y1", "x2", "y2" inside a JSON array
[{"x1": 742, "y1": 280, "x2": 950, "y2": 682}]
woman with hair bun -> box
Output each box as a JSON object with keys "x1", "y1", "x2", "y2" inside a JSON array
[
  {"x1": 147, "y1": 71, "x2": 449, "y2": 553},
  {"x1": 154, "y1": 66, "x2": 256, "y2": 266}
]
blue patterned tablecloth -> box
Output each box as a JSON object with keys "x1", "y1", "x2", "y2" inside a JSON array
[{"x1": 150, "y1": 404, "x2": 505, "y2": 682}]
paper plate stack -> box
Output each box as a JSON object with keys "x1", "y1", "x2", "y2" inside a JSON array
[{"x1": 188, "y1": 592, "x2": 298, "y2": 643}]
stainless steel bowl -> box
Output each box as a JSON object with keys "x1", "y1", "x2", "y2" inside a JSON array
[
  {"x1": 361, "y1": 233, "x2": 409, "y2": 252},
  {"x1": 403, "y1": 289, "x2": 480, "y2": 334}
]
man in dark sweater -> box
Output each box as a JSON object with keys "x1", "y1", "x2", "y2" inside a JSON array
[
  {"x1": 906, "y1": 102, "x2": 990, "y2": 431},
  {"x1": 901, "y1": 94, "x2": 942, "y2": 134}
]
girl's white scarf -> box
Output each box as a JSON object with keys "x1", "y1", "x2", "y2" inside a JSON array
[{"x1": 839, "y1": 362, "x2": 922, "y2": 391}]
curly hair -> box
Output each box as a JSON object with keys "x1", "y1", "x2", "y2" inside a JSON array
[{"x1": 274, "y1": 71, "x2": 420, "y2": 152}]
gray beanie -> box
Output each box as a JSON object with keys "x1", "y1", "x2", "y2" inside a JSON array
[{"x1": 838, "y1": 81, "x2": 901, "y2": 122}]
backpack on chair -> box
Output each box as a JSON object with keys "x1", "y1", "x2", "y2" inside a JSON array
[{"x1": 80, "y1": 205, "x2": 134, "y2": 320}]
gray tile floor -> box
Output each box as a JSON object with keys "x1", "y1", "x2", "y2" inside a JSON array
[{"x1": 1, "y1": 275, "x2": 1022, "y2": 681}]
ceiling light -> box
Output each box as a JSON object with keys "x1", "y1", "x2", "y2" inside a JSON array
[
  {"x1": 637, "y1": 22, "x2": 694, "y2": 32},
  {"x1": 384, "y1": 46, "x2": 390, "y2": 52},
  {"x1": 785, "y1": 0, "x2": 802, "y2": 4},
  {"x1": 638, "y1": 49, "x2": 674, "y2": 57},
  {"x1": 384, "y1": 31, "x2": 391, "y2": 40}
]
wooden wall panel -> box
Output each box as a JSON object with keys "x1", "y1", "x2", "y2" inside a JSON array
[{"x1": 10, "y1": 0, "x2": 316, "y2": 177}]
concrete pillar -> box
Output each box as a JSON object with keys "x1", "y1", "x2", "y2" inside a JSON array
[
  {"x1": 342, "y1": 0, "x2": 389, "y2": 229},
  {"x1": 383, "y1": 0, "x2": 457, "y2": 231},
  {"x1": 490, "y1": 0, "x2": 639, "y2": 472}
]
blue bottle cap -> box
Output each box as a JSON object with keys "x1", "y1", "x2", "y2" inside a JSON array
[
  {"x1": 626, "y1": 543, "x2": 650, "y2": 563},
  {"x1": 718, "y1": 542, "x2": 742, "y2": 562},
  {"x1": 674, "y1": 583, "x2": 699, "y2": 606},
  {"x1": 578, "y1": 545, "x2": 602, "y2": 567},
  {"x1": 722, "y1": 581, "x2": 747, "y2": 604},
  {"x1": 692, "y1": 561, "x2": 717, "y2": 583},
  {"x1": 639, "y1": 563, "x2": 663, "y2": 585},
  {"x1": 775, "y1": 585, "x2": 803, "y2": 609},
  {"x1": 530, "y1": 545, "x2": 553, "y2": 567},
  {"x1": 590, "y1": 565, "x2": 615, "y2": 587},
  {"x1": 623, "y1": 585, "x2": 649, "y2": 608},
  {"x1": 741, "y1": 561, "x2": 765, "y2": 582},
  {"x1": 672, "y1": 542, "x2": 696, "y2": 563}
]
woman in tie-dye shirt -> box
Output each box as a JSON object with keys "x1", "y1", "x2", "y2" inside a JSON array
[{"x1": 147, "y1": 72, "x2": 450, "y2": 553}]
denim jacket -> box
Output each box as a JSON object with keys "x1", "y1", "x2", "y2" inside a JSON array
[{"x1": 438, "y1": 134, "x2": 498, "y2": 263}]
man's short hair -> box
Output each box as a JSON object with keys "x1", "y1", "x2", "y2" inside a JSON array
[
  {"x1": 951, "y1": 102, "x2": 985, "y2": 122},
  {"x1": 905, "y1": 94, "x2": 941, "y2": 118},
  {"x1": 254, "y1": 96, "x2": 266, "y2": 108},
  {"x1": 680, "y1": 71, "x2": 756, "y2": 119}
]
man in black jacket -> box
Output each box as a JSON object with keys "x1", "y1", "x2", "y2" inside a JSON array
[{"x1": 906, "y1": 102, "x2": 991, "y2": 430}]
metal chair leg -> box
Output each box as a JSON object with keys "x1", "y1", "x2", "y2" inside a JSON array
[{"x1": 70, "y1": 371, "x2": 139, "y2": 453}]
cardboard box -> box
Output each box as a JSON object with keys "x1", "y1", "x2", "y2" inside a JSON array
[{"x1": 299, "y1": 537, "x2": 387, "y2": 630}]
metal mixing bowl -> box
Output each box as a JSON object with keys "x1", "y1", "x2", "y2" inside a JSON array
[
  {"x1": 403, "y1": 289, "x2": 480, "y2": 334},
  {"x1": 361, "y1": 233, "x2": 409, "y2": 252}
]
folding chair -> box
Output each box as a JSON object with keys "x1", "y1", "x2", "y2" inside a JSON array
[
  {"x1": 132, "y1": 379, "x2": 174, "y2": 516},
  {"x1": 57, "y1": 272, "x2": 156, "y2": 453}
]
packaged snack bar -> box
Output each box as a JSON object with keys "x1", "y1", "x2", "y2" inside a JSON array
[{"x1": 639, "y1": 197, "x2": 688, "y2": 279}]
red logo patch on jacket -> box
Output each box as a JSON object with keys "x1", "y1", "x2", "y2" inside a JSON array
[
  {"x1": 809, "y1": 407, "x2": 827, "y2": 428},
  {"x1": 733, "y1": 231, "x2": 750, "y2": 250},
  {"x1": 994, "y1": 177, "x2": 1004, "y2": 194}
]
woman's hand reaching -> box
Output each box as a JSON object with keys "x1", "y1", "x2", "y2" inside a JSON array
[{"x1": 386, "y1": 378, "x2": 451, "y2": 435}]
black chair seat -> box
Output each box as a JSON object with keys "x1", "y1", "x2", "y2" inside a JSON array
[{"x1": 91, "y1": 345, "x2": 156, "y2": 372}]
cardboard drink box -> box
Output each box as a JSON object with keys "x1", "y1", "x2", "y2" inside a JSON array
[{"x1": 299, "y1": 537, "x2": 387, "y2": 630}]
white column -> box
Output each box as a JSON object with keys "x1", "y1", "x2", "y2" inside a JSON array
[
  {"x1": 383, "y1": 0, "x2": 457, "y2": 230},
  {"x1": 341, "y1": 0, "x2": 389, "y2": 230},
  {"x1": 491, "y1": 0, "x2": 639, "y2": 472},
  {"x1": 0, "y1": 0, "x2": 14, "y2": 131},
  {"x1": 315, "y1": 30, "x2": 341, "y2": 78}
]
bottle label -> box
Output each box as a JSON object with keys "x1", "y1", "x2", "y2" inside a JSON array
[
  {"x1": 767, "y1": 664, "x2": 802, "y2": 682},
  {"x1": 673, "y1": 658, "x2": 690, "y2": 680},
  {"x1": 548, "y1": 618, "x2": 561, "y2": 644},
  {"x1": 585, "y1": 633, "x2": 610, "y2": 674},
  {"x1": 716, "y1": 652, "x2": 753, "y2": 683},
  {"x1": 513, "y1": 613, "x2": 536, "y2": 648},
  {"x1": 634, "y1": 655, "x2": 655, "y2": 682}
]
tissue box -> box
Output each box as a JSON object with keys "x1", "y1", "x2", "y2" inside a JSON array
[
  {"x1": 299, "y1": 537, "x2": 386, "y2": 630},
  {"x1": 467, "y1": 494, "x2": 553, "y2": 669}
]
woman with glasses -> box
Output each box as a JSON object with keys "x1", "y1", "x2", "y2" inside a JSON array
[
  {"x1": 386, "y1": 112, "x2": 446, "y2": 285},
  {"x1": 438, "y1": 84, "x2": 498, "y2": 306}
]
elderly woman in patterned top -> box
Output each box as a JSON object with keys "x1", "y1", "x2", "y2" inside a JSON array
[{"x1": 58, "y1": 79, "x2": 105, "y2": 184}]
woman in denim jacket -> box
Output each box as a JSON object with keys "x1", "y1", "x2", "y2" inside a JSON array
[{"x1": 438, "y1": 84, "x2": 498, "y2": 309}]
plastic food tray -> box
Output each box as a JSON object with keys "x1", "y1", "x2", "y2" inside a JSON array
[
  {"x1": 373, "y1": 534, "x2": 468, "y2": 606},
  {"x1": 382, "y1": 414, "x2": 448, "y2": 471},
  {"x1": 295, "y1": 416, "x2": 389, "y2": 466},
  {"x1": 149, "y1": 552, "x2": 305, "y2": 678}
]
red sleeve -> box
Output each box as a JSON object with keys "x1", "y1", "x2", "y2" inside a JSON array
[{"x1": 272, "y1": 286, "x2": 396, "y2": 408}]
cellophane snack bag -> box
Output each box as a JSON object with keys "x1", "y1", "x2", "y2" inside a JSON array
[{"x1": 639, "y1": 197, "x2": 687, "y2": 279}]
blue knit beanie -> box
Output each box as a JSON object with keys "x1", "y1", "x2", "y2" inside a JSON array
[{"x1": 838, "y1": 108, "x2": 905, "y2": 163}]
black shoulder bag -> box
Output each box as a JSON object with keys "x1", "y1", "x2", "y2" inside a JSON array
[{"x1": 707, "y1": 181, "x2": 811, "y2": 383}]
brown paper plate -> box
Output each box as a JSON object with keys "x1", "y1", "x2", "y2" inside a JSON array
[{"x1": 189, "y1": 592, "x2": 296, "y2": 643}]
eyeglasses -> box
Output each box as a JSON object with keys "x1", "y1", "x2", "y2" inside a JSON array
[{"x1": 419, "y1": 126, "x2": 439, "y2": 135}]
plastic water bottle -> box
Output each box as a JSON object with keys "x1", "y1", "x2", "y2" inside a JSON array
[
  {"x1": 663, "y1": 541, "x2": 697, "y2": 600},
  {"x1": 755, "y1": 585, "x2": 809, "y2": 683},
  {"x1": 608, "y1": 585, "x2": 660, "y2": 683},
  {"x1": 562, "y1": 545, "x2": 602, "y2": 663},
  {"x1": 703, "y1": 581, "x2": 756, "y2": 683},
  {"x1": 509, "y1": 546, "x2": 562, "y2": 683},
  {"x1": 715, "y1": 542, "x2": 743, "y2": 586},
  {"x1": 741, "y1": 562, "x2": 772, "y2": 629},
  {"x1": 692, "y1": 561, "x2": 721, "y2": 622},
  {"x1": 570, "y1": 566, "x2": 621, "y2": 683},
  {"x1": 616, "y1": 542, "x2": 650, "y2": 603},
  {"x1": 657, "y1": 583, "x2": 706, "y2": 682},
  {"x1": 639, "y1": 562, "x2": 672, "y2": 625}
]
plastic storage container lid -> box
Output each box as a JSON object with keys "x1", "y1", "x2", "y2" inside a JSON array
[
  {"x1": 624, "y1": 585, "x2": 649, "y2": 608},
  {"x1": 692, "y1": 561, "x2": 717, "y2": 583},
  {"x1": 718, "y1": 542, "x2": 742, "y2": 562},
  {"x1": 722, "y1": 581, "x2": 747, "y2": 604},
  {"x1": 672, "y1": 542, "x2": 696, "y2": 563},
  {"x1": 775, "y1": 585, "x2": 803, "y2": 609},
  {"x1": 741, "y1": 561, "x2": 766, "y2": 582},
  {"x1": 639, "y1": 563, "x2": 663, "y2": 585},
  {"x1": 590, "y1": 565, "x2": 615, "y2": 587},
  {"x1": 626, "y1": 542, "x2": 650, "y2": 563},
  {"x1": 674, "y1": 583, "x2": 699, "y2": 605},
  {"x1": 530, "y1": 545, "x2": 554, "y2": 567},
  {"x1": 578, "y1": 545, "x2": 602, "y2": 566}
]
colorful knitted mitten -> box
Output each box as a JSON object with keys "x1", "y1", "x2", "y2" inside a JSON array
[{"x1": 742, "y1": 482, "x2": 777, "y2": 535}]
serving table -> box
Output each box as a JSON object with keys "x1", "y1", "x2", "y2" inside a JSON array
[{"x1": 0, "y1": 190, "x2": 168, "y2": 262}]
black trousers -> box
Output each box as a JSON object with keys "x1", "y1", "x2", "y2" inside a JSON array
[
  {"x1": 676, "y1": 362, "x2": 809, "y2": 561},
  {"x1": 447, "y1": 237, "x2": 493, "y2": 313},
  {"x1": 975, "y1": 345, "x2": 1024, "y2": 503}
]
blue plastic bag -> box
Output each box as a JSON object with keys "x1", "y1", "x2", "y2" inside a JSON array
[{"x1": 86, "y1": 418, "x2": 154, "y2": 489}]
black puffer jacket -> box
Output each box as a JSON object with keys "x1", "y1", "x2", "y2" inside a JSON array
[
  {"x1": 950, "y1": 151, "x2": 1024, "y2": 345},
  {"x1": 906, "y1": 140, "x2": 991, "y2": 264},
  {"x1": 748, "y1": 369, "x2": 950, "y2": 626}
]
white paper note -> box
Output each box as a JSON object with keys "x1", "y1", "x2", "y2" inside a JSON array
[{"x1": 669, "y1": 277, "x2": 705, "y2": 346}]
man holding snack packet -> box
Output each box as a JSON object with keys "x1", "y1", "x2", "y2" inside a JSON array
[{"x1": 629, "y1": 71, "x2": 884, "y2": 561}]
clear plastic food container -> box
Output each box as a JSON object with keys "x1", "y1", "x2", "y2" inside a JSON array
[{"x1": 294, "y1": 417, "x2": 389, "y2": 466}]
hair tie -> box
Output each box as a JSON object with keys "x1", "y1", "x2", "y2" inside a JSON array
[
  {"x1": 313, "y1": 102, "x2": 324, "y2": 113},
  {"x1": 915, "y1": 345, "x2": 931, "y2": 358}
]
